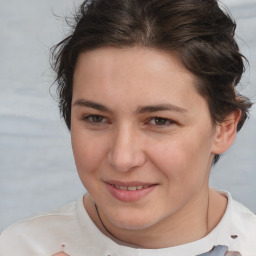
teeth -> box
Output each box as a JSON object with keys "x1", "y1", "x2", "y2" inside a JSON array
[
  {"x1": 114, "y1": 184, "x2": 151, "y2": 190},
  {"x1": 128, "y1": 186, "x2": 136, "y2": 191}
]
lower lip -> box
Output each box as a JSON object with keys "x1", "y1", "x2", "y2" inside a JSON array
[{"x1": 105, "y1": 183, "x2": 156, "y2": 202}]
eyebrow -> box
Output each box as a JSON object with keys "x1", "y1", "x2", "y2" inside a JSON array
[
  {"x1": 136, "y1": 104, "x2": 188, "y2": 114},
  {"x1": 73, "y1": 99, "x2": 112, "y2": 113},
  {"x1": 73, "y1": 99, "x2": 188, "y2": 114}
]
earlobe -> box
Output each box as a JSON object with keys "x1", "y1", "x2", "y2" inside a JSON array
[{"x1": 211, "y1": 110, "x2": 241, "y2": 154}]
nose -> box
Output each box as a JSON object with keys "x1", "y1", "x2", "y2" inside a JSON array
[{"x1": 107, "y1": 125, "x2": 146, "y2": 172}]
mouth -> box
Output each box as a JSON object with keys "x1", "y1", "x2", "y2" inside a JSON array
[
  {"x1": 112, "y1": 184, "x2": 153, "y2": 191},
  {"x1": 105, "y1": 181, "x2": 157, "y2": 202}
]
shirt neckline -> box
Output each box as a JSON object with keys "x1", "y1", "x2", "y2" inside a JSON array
[{"x1": 76, "y1": 190, "x2": 234, "y2": 256}]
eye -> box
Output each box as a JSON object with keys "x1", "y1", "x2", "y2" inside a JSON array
[
  {"x1": 88, "y1": 115, "x2": 105, "y2": 123},
  {"x1": 148, "y1": 117, "x2": 175, "y2": 126},
  {"x1": 82, "y1": 115, "x2": 107, "y2": 123}
]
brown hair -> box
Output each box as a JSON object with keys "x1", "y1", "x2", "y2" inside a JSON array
[{"x1": 52, "y1": 0, "x2": 252, "y2": 163}]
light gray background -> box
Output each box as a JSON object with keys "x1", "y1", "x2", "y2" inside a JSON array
[{"x1": 0, "y1": 0, "x2": 256, "y2": 232}]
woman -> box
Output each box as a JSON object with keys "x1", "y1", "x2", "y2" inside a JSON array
[{"x1": 0, "y1": 0, "x2": 255, "y2": 255}]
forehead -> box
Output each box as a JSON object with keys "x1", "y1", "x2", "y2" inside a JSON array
[
  {"x1": 75, "y1": 46, "x2": 189, "y2": 79},
  {"x1": 72, "y1": 46, "x2": 207, "y2": 113}
]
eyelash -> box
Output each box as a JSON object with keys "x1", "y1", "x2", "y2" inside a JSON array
[
  {"x1": 147, "y1": 117, "x2": 176, "y2": 126},
  {"x1": 81, "y1": 115, "x2": 176, "y2": 128},
  {"x1": 81, "y1": 115, "x2": 108, "y2": 125}
]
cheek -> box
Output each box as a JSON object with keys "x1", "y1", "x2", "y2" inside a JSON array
[
  {"x1": 71, "y1": 127, "x2": 108, "y2": 180},
  {"x1": 71, "y1": 134, "x2": 109, "y2": 194},
  {"x1": 148, "y1": 129, "x2": 213, "y2": 186}
]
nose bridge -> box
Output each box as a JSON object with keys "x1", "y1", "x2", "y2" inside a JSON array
[{"x1": 108, "y1": 122, "x2": 145, "y2": 172}]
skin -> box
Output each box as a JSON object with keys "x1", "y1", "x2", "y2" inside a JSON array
[
  {"x1": 71, "y1": 46, "x2": 239, "y2": 248},
  {"x1": 52, "y1": 253, "x2": 69, "y2": 256}
]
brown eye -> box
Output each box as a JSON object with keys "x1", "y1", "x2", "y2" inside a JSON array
[
  {"x1": 90, "y1": 115, "x2": 104, "y2": 122},
  {"x1": 149, "y1": 117, "x2": 173, "y2": 126},
  {"x1": 81, "y1": 115, "x2": 106, "y2": 124},
  {"x1": 147, "y1": 117, "x2": 176, "y2": 128},
  {"x1": 154, "y1": 117, "x2": 168, "y2": 125}
]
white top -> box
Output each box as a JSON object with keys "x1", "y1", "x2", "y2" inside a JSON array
[{"x1": 0, "y1": 192, "x2": 256, "y2": 256}]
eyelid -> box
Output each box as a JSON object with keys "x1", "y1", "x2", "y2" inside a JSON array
[
  {"x1": 147, "y1": 116, "x2": 176, "y2": 126},
  {"x1": 80, "y1": 114, "x2": 109, "y2": 124},
  {"x1": 79, "y1": 114, "x2": 177, "y2": 128}
]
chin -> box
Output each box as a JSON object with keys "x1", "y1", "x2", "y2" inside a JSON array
[{"x1": 110, "y1": 214, "x2": 160, "y2": 231}]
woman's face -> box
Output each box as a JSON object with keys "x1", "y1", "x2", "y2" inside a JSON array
[{"x1": 71, "y1": 46, "x2": 217, "y2": 230}]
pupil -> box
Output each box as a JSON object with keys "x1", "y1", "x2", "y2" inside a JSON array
[{"x1": 155, "y1": 117, "x2": 166, "y2": 125}]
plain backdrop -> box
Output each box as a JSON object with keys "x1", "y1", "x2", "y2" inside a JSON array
[{"x1": 0, "y1": 0, "x2": 256, "y2": 232}]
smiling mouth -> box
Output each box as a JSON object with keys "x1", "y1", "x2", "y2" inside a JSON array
[
  {"x1": 105, "y1": 182, "x2": 157, "y2": 202},
  {"x1": 113, "y1": 184, "x2": 152, "y2": 191}
]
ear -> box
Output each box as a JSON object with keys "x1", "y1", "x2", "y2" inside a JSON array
[{"x1": 211, "y1": 110, "x2": 241, "y2": 154}]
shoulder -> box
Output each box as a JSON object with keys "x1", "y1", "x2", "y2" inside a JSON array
[
  {"x1": 232, "y1": 197, "x2": 256, "y2": 221},
  {"x1": 0, "y1": 199, "x2": 79, "y2": 255},
  {"x1": 231, "y1": 198, "x2": 256, "y2": 232},
  {"x1": 0, "y1": 197, "x2": 126, "y2": 255},
  {"x1": 1, "y1": 199, "x2": 78, "y2": 234},
  {"x1": 211, "y1": 191, "x2": 256, "y2": 255},
  {"x1": 227, "y1": 195, "x2": 256, "y2": 253}
]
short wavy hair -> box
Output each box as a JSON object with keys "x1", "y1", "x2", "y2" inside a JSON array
[{"x1": 51, "y1": 0, "x2": 252, "y2": 163}]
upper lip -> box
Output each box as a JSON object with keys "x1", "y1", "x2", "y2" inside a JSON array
[{"x1": 105, "y1": 180, "x2": 157, "y2": 187}]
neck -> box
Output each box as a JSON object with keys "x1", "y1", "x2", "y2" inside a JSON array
[{"x1": 84, "y1": 189, "x2": 227, "y2": 248}]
